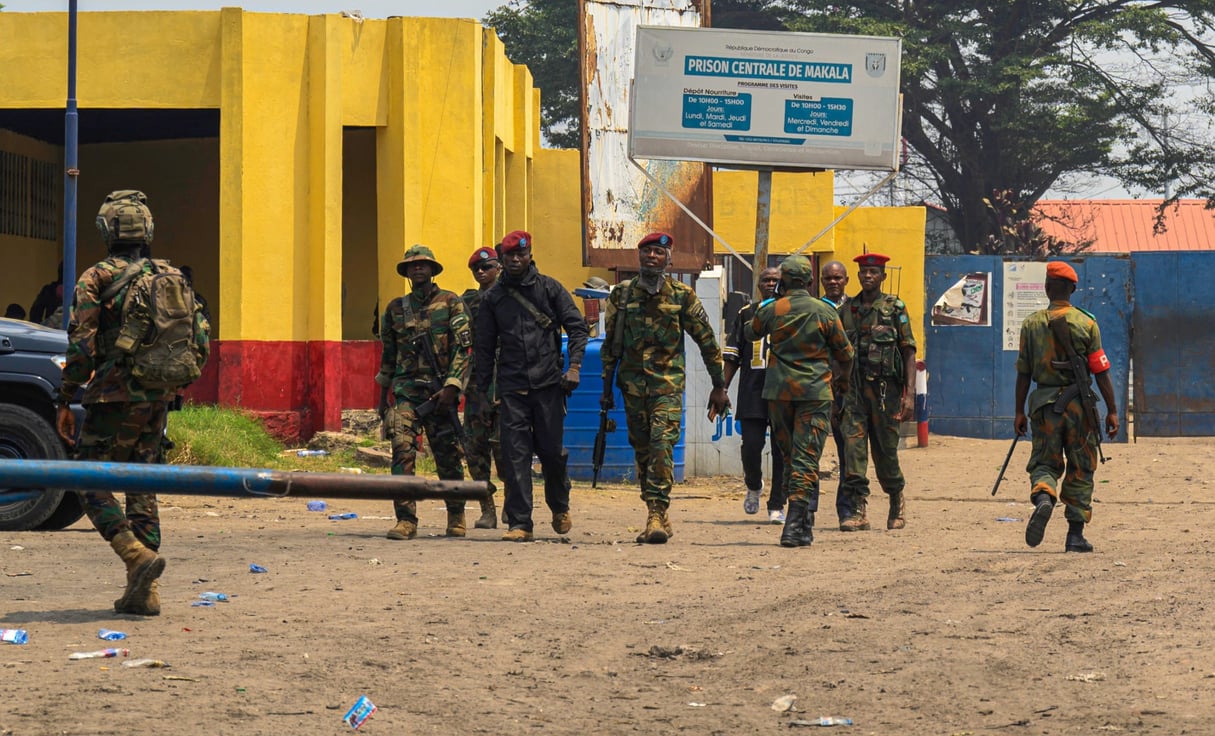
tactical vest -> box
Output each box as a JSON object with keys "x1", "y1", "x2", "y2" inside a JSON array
[{"x1": 849, "y1": 295, "x2": 904, "y2": 381}]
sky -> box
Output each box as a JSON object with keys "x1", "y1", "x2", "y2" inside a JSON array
[{"x1": 3, "y1": 0, "x2": 503, "y2": 19}]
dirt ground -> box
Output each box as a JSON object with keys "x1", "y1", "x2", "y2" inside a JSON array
[{"x1": 3, "y1": 433, "x2": 1214, "y2": 736}]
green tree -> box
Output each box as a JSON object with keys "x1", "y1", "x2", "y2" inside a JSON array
[
  {"x1": 781, "y1": 0, "x2": 1215, "y2": 252},
  {"x1": 484, "y1": 0, "x2": 581, "y2": 149}
]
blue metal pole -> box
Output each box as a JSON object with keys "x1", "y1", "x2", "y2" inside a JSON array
[
  {"x1": 62, "y1": 0, "x2": 80, "y2": 330},
  {"x1": 0, "y1": 460, "x2": 488, "y2": 501}
]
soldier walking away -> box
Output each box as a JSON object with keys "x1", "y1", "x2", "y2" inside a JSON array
[
  {"x1": 819, "y1": 260, "x2": 854, "y2": 525},
  {"x1": 602, "y1": 232, "x2": 730, "y2": 544},
  {"x1": 747, "y1": 256, "x2": 853, "y2": 548},
  {"x1": 838, "y1": 252, "x2": 917, "y2": 532},
  {"x1": 723, "y1": 266, "x2": 787, "y2": 523},
  {"x1": 1014, "y1": 261, "x2": 1118, "y2": 553},
  {"x1": 55, "y1": 190, "x2": 210, "y2": 615},
  {"x1": 473, "y1": 230, "x2": 588, "y2": 542},
  {"x1": 29, "y1": 261, "x2": 63, "y2": 325},
  {"x1": 377, "y1": 245, "x2": 472, "y2": 540},
  {"x1": 461, "y1": 246, "x2": 508, "y2": 529}
]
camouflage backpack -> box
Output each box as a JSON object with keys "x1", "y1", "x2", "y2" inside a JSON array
[{"x1": 101, "y1": 258, "x2": 203, "y2": 390}]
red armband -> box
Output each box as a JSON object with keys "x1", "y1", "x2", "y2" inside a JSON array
[{"x1": 1087, "y1": 348, "x2": 1110, "y2": 374}]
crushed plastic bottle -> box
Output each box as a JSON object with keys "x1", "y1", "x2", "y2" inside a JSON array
[
  {"x1": 297, "y1": 449, "x2": 329, "y2": 457},
  {"x1": 328, "y1": 512, "x2": 358, "y2": 520},
  {"x1": 249, "y1": 563, "x2": 268, "y2": 573},
  {"x1": 306, "y1": 500, "x2": 328, "y2": 512},
  {"x1": 122, "y1": 658, "x2": 170, "y2": 668},
  {"x1": 0, "y1": 629, "x2": 29, "y2": 645},
  {"x1": 69, "y1": 648, "x2": 129, "y2": 660},
  {"x1": 816, "y1": 717, "x2": 853, "y2": 726},
  {"x1": 198, "y1": 591, "x2": 229, "y2": 602},
  {"x1": 97, "y1": 628, "x2": 128, "y2": 641}
]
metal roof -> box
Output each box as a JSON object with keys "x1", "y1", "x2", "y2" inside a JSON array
[{"x1": 1033, "y1": 199, "x2": 1215, "y2": 253}]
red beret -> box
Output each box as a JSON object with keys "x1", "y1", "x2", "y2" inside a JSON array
[
  {"x1": 854, "y1": 252, "x2": 890, "y2": 267},
  {"x1": 499, "y1": 230, "x2": 532, "y2": 254},
  {"x1": 468, "y1": 246, "x2": 499, "y2": 269},
  {"x1": 638, "y1": 232, "x2": 673, "y2": 249},
  {"x1": 1046, "y1": 261, "x2": 1078, "y2": 283}
]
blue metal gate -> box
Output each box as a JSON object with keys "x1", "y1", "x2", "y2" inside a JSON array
[
  {"x1": 1131, "y1": 252, "x2": 1215, "y2": 435},
  {"x1": 924, "y1": 255, "x2": 1131, "y2": 441}
]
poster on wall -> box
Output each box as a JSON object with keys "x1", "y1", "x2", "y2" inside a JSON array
[
  {"x1": 931, "y1": 272, "x2": 990, "y2": 326},
  {"x1": 1003, "y1": 261, "x2": 1049, "y2": 351}
]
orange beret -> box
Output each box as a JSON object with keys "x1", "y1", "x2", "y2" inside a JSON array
[
  {"x1": 854, "y1": 253, "x2": 890, "y2": 267},
  {"x1": 1046, "y1": 261, "x2": 1078, "y2": 283}
]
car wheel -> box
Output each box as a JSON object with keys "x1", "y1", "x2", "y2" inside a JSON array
[{"x1": 0, "y1": 403, "x2": 74, "y2": 531}]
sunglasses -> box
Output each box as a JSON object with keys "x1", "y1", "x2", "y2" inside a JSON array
[{"x1": 473, "y1": 261, "x2": 500, "y2": 273}]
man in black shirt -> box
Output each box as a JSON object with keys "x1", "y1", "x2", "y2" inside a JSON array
[{"x1": 722, "y1": 267, "x2": 787, "y2": 523}]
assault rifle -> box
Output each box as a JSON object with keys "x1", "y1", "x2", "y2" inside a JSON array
[
  {"x1": 412, "y1": 334, "x2": 470, "y2": 459},
  {"x1": 1047, "y1": 317, "x2": 1107, "y2": 464},
  {"x1": 592, "y1": 363, "x2": 618, "y2": 489}
]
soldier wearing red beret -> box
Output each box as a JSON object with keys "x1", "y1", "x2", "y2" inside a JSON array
[
  {"x1": 838, "y1": 252, "x2": 918, "y2": 533},
  {"x1": 1014, "y1": 261, "x2": 1119, "y2": 553},
  {"x1": 602, "y1": 231, "x2": 730, "y2": 544},
  {"x1": 473, "y1": 230, "x2": 589, "y2": 542},
  {"x1": 460, "y1": 246, "x2": 506, "y2": 529}
]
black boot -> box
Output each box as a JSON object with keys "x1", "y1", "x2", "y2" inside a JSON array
[
  {"x1": 1025, "y1": 492, "x2": 1054, "y2": 548},
  {"x1": 1065, "y1": 520, "x2": 1094, "y2": 553},
  {"x1": 799, "y1": 510, "x2": 815, "y2": 547},
  {"x1": 781, "y1": 501, "x2": 809, "y2": 547}
]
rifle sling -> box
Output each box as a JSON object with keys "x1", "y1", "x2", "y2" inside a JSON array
[{"x1": 504, "y1": 286, "x2": 555, "y2": 331}]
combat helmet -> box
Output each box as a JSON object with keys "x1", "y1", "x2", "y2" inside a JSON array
[
  {"x1": 397, "y1": 244, "x2": 443, "y2": 276},
  {"x1": 96, "y1": 190, "x2": 154, "y2": 247}
]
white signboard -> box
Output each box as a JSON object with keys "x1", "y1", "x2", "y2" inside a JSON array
[
  {"x1": 629, "y1": 26, "x2": 902, "y2": 170},
  {"x1": 1003, "y1": 262, "x2": 1049, "y2": 351}
]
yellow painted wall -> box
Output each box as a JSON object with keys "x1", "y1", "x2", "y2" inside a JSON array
[
  {"x1": 533, "y1": 148, "x2": 612, "y2": 295},
  {"x1": 833, "y1": 206, "x2": 928, "y2": 357},
  {"x1": 711, "y1": 170, "x2": 838, "y2": 257}
]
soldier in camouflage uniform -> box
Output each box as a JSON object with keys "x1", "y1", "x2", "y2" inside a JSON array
[
  {"x1": 747, "y1": 256, "x2": 854, "y2": 547},
  {"x1": 55, "y1": 190, "x2": 210, "y2": 616},
  {"x1": 838, "y1": 252, "x2": 917, "y2": 532},
  {"x1": 461, "y1": 246, "x2": 506, "y2": 529},
  {"x1": 377, "y1": 244, "x2": 472, "y2": 540},
  {"x1": 602, "y1": 232, "x2": 730, "y2": 544},
  {"x1": 1015, "y1": 261, "x2": 1119, "y2": 553}
]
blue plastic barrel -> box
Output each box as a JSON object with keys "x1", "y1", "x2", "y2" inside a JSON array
[{"x1": 563, "y1": 336, "x2": 684, "y2": 483}]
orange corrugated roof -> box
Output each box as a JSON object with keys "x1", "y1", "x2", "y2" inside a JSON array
[{"x1": 1032, "y1": 199, "x2": 1215, "y2": 253}]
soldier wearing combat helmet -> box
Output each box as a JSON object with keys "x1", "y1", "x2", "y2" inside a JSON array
[
  {"x1": 56, "y1": 190, "x2": 210, "y2": 616},
  {"x1": 378, "y1": 244, "x2": 472, "y2": 540},
  {"x1": 837, "y1": 252, "x2": 917, "y2": 533}
]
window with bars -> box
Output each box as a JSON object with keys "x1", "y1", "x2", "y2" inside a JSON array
[{"x1": 0, "y1": 151, "x2": 58, "y2": 241}]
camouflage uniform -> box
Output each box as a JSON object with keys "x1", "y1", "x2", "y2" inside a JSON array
[
  {"x1": 839, "y1": 293, "x2": 916, "y2": 520},
  {"x1": 602, "y1": 277, "x2": 725, "y2": 507},
  {"x1": 1017, "y1": 302, "x2": 1104, "y2": 522},
  {"x1": 460, "y1": 288, "x2": 505, "y2": 500},
  {"x1": 61, "y1": 252, "x2": 211, "y2": 546},
  {"x1": 378, "y1": 283, "x2": 471, "y2": 525},
  {"x1": 748, "y1": 291, "x2": 853, "y2": 514}
]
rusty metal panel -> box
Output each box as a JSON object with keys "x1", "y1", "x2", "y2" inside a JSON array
[{"x1": 581, "y1": 0, "x2": 712, "y2": 273}]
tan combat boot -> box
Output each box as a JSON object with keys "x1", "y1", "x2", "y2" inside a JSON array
[
  {"x1": 109, "y1": 531, "x2": 165, "y2": 615},
  {"x1": 887, "y1": 491, "x2": 906, "y2": 530},
  {"x1": 551, "y1": 510, "x2": 572, "y2": 534},
  {"x1": 839, "y1": 499, "x2": 871, "y2": 532},
  {"x1": 659, "y1": 507, "x2": 673, "y2": 539},
  {"x1": 446, "y1": 509, "x2": 467, "y2": 537},
  {"x1": 635, "y1": 502, "x2": 669, "y2": 544},
  {"x1": 386, "y1": 520, "x2": 417, "y2": 540},
  {"x1": 502, "y1": 528, "x2": 533, "y2": 542},
  {"x1": 475, "y1": 497, "x2": 498, "y2": 529}
]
